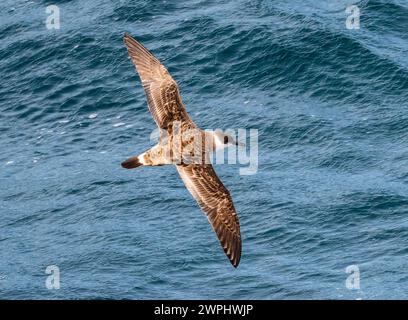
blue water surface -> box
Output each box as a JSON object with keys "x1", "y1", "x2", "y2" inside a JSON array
[{"x1": 1, "y1": 0, "x2": 408, "y2": 299}]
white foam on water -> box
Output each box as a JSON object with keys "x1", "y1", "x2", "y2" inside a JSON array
[
  {"x1": 113, "y1": 122, "x2": 126, "y2": 127},
  {"x1": 89, "y1": 113, "x2": 98, "y2": 119}
]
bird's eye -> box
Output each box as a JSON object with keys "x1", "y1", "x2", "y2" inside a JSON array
[{"x1": 224, "y1": 136, "x2": 229, "y2": 144}]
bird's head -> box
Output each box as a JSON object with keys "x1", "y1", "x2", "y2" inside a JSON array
[{"x1": 213, "y1": 130, "x2": 245, "y2": 150}]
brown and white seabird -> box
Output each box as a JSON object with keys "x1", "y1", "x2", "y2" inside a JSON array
[{"x1": 121, "y1": 33, "x2": 242, "y2": 267}]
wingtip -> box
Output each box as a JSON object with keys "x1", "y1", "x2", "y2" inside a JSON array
[
  {"x1": 232, "y1": 240, "x2": 242, "y2": 268},
  {"x1": 231, "y1": 256, "x2": 241, "y2": 268},
  {"x1": 123, "y1": 33, "x2": 145, "y2": 51},
  {"x1": 123, "y1": 32, "x2": 131, "y2": 42},
  {"x1": 227, "y1": 246, "x2": 241, "y2": 268},
  {"x1": 123, "y1": 33, "x2": 137, "y2": 45}
]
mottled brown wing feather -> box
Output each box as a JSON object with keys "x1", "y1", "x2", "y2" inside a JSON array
[
  {"x1": 123, "y1": 33, "x2": 194, "y2": 130},
  {"x1": 176, "y1": 164, "x2": 242, "y2": 267}
]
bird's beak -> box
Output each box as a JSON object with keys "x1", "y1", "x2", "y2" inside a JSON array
[{"x1": 235, "y1": 141, "x2": 245, "y2": 147}]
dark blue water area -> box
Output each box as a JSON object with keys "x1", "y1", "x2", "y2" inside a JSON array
[{"x1": 0, "y1": 0, "x2": 407, "y2": 299}]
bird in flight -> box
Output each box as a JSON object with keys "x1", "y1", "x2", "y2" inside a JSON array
[{"x1": 121, "y1": 33, "x2": 242, "y2": 267}]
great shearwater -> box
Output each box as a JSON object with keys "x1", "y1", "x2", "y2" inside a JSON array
[{"x1": 121, "y1": 33, "x2": 242, "y2": 267}]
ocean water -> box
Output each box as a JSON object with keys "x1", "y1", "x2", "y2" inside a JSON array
[{"x1": 1, "y1": 0, "x2": 408, "y2": 299}]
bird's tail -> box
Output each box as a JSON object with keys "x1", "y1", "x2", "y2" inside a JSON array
[
  {"x1": 121, "y1": 155, "x2": 143, "y2": 169},
  {"x1": 121, "y1": 144, "x2": 167, "y2": 169}
]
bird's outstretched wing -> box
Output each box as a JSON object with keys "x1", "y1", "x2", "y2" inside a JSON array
[
  {"x1": 176, "y1": 164, "x2": 242, "y2": 267},
  {"x1": 123, "y1": 33, "x2": 194, "y2": 130}
]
